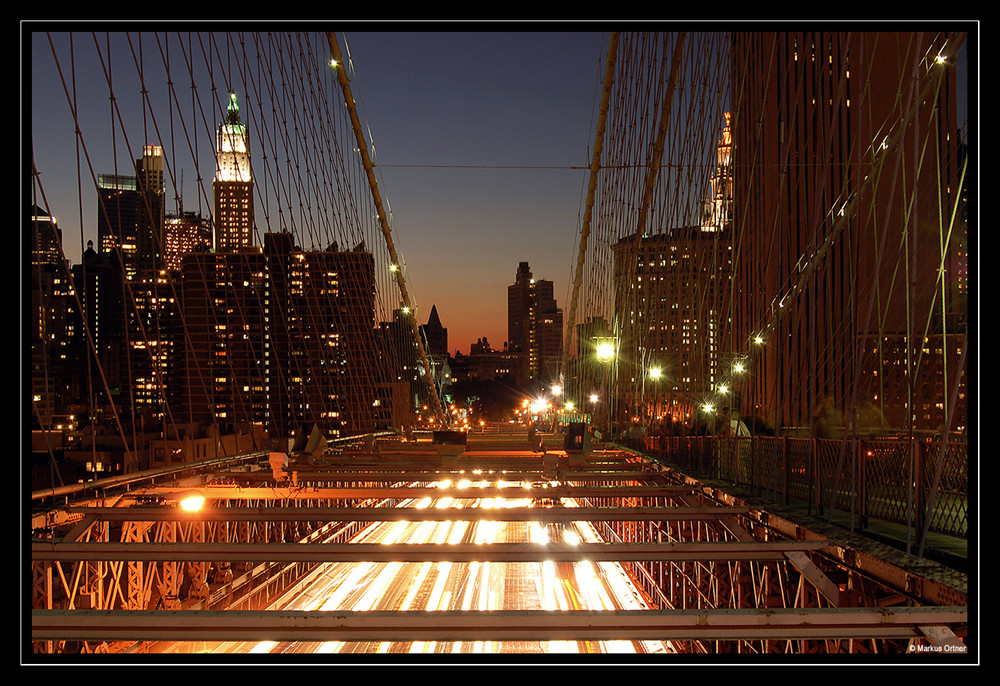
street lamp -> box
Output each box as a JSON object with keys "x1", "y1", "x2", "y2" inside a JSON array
[
  {"x1": 646, "y1": 365, "x2": 663, "y2": 430},
  {"x1": 729, "y1": 359, "x2": 748, "y2": 435},
  {"x1": 162, "y1": 489, "x2": 207, "y2": 512},
  {"x1": 595, "y1": 337, "x2": 616, "y2": 438},
  {"x1": 596, "y1": 339, "x2": 615, "y2": 362}
]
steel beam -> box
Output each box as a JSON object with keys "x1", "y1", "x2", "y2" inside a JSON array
[
  {"x1": 212, "y1": 469, "x2": 661, "y2": 482},
  {"x1": 63, "y1": 505, "x2": 755, "y2": 523},
  {"x1": 32, "y1": 540, "x2": 830, "y2": 563},
  {"x1": 143, "y1": 485, "x2": 698, "y2": 500},
  {"x1": 31, "y1": 606, "x2": 967, "y2": 644}
]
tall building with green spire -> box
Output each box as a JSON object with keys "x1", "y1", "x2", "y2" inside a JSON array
[{"x1": 213, "y1": 91, "x2": 254, "y2": 252}]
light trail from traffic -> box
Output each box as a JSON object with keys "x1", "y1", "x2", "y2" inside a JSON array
[{"x1": 168, "y1": 476, "x2": 671, "y2": 655}]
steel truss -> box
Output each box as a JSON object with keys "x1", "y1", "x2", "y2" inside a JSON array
[{"x1": 29, "y1": 441, "x2": 968, "y2": 656}]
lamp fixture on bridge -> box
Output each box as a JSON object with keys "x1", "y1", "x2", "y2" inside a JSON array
[
  {"x1": 178, "y1": 491, "x2": 206, "y2": 512},
  {"x1": 163, "y1": 489, "x2": 207, "y2": 512},
  {"x1": 596, "y1": 338, "x2": 615, "y2": 362}
]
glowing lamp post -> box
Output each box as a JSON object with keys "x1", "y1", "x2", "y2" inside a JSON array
[
  {"x1": 595, "y1": 337, "x2": 616, "y2": 438},
  {"x1": 649, "y1": 366, "x2": 663, "y2": 441},
  {"x1": 163, "y1": 489, "x2": 207, "y2": 513},
  {"x1": 596, "y1": 339, "x2": 615, "y2": 362}
]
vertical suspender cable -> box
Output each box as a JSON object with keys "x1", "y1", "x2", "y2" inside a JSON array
[
  {"x1": 564, "y1": 32, "x2": 619, "y2": 379},
  {"x1": 636, "y1": 33, "x2": 687, "y2": 240},
  {"x1": 325, "y1": 31, "x2": 447, "y2": 425}
]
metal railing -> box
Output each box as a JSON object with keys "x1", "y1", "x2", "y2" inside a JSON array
[{"x1": 632, "y1": 434, "x2": 968, "y2": 542}]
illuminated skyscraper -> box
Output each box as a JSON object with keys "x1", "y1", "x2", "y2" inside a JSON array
[
  {"x1": 508, "y1": 262, "x2": 562, "y2": 385},
  {"x1": 608, "y1": 113, "x2": 734, "y2": 422},
  {"x1": 213, "y1": 92, "x2": 254, "y2": 252},
  {"x1": 263, "y1": 233, "x2": 377, "y2": 438},
  {"x1": 95, "y1": 145, "x2": 166, "y2": 279},
  {"x1": 96, "y1": 173, "x2": 139, "y2": 279},
  {"x1": 164, "y1": 210, "x2": 212, "y2": 271},
  {"x1": 135, "y1": 144, "x2": 166, "y2": 274},
  {"x1": 612, "y1": 226, "x2": 733, "y2": 420},
  {"x1": 700, "y1": 113, "x2": 733, "y2": 233}
]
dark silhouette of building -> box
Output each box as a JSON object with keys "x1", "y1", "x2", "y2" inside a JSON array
[
  {"x1": 135, "y1": 145, "x2": 166, "y2": 274},
  {"x1": 71, "y1": 240, "x2": 126, "y2": 419},
  {"x1": 419, "y1": 304, "x2": 448, "y2": 358},
  {"x1": 507, "y1": 262, "x2": 562, "y2": 385},
  {"x1": 263, "y1": 232, "x2": 377, "y2": 438},
  {"x1": 176, "y1": 234, "x2": 380, "y2": 440},
  {"x1": 96, "y1": 174, "x2": 140, "y2": 279},
  {"x1": 95, "y1": 146, "x2": 166, "y2": 280},
  {"x1": 178, "y1": 250, "x2": 268, "y2": 435}
]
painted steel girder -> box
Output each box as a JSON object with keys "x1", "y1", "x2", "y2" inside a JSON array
[
  {"x1": 145, "y1": 485, "x2": 698, "y2": 501},
  {"x1": 64, "y1": 505, "x2": 755, "y2": 524},
  {"x1": 32, "y1": 540, "x2": 831, "y2": 564},
  {"x1": 31, "y1": 606, "x2": 967, "y2": 645}
]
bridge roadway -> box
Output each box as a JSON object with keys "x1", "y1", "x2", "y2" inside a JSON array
[
  {"x1": 29, "y1": 431, "x2": 970, "y2": 657},
  {"x1": 187, "y1": 487, "x2": 666, "y2": 656}
]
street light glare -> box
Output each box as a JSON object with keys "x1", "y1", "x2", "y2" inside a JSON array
[
  {"x1": 179, "y1": 494, "x2": 206, "y2": 512},
  {"x1": 596, "y1": 341, "x2": 615, "y2": 361}
]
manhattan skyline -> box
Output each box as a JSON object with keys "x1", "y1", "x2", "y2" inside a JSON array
[{"x1": 28, "y1": 28, "x2": 611, "y2": 355}]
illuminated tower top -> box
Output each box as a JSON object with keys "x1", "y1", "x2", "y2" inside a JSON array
[
  {"x1": 215, "y1": 92, "x2": 251, "y2": 184},
  {"x1": 213, "y1": 92, "x2": 254, "y2": 252},
  {"x1": 700, "y1": 112, "x2": 732, "y2": 233}
]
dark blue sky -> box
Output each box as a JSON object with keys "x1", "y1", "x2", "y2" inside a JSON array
[{"x1": 335, "y1": 31, "x2": 610, "y2": 353}]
